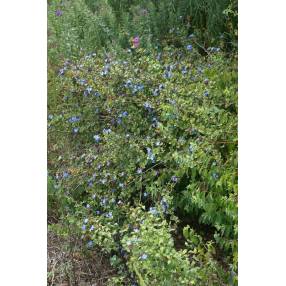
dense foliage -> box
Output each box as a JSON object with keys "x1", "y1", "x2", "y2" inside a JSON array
[
  {"x1": 48, "y1": 0, "x2": 237, "y2": 65},
  {"x1": 48, "y1": 0, "x2": 238, "y2": 285}
]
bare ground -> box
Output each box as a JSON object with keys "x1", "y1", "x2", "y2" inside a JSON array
[{"x1": 47, "y1": 230, "x2": 116, "y2": 286}]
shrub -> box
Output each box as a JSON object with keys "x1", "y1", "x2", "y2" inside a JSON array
[{"x1": 48, "y1": 42, "x2": 237, "y2": 284}]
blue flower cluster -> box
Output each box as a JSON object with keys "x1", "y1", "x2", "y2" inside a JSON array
[
  {"x1": 143, "y1": 102, "x2": 152, "y2": 112},
  {"x1": 160, "y1": 197, "x2": 169, "y2": 213},
  {"x1": 124, "y1": 79, "x2": 144, "y2": 94},
  {"x1": 146, "y1": 147, "x2": 155, "y2": 162},
  {"x1": 84, "y1": 86, "x2": 93, "y2": 96},
  {"x1": 117, "y1": 111, "x2": 128, "y2": 125},
  {"x1": 208, "y1": 47, "x2": 220, "y2": 52},
  {"x1": 103, "y1": 128, "x2": 112, "y2": 135},
  {"x1": 100, "y1": 64, "x2": 110, "y2": 76},
  {"x1": 68, "y1": 116, "x2": 80, "y2": 123},
  {"x1": 77, "y1": 78, "x2": 87, "y2": 86}
]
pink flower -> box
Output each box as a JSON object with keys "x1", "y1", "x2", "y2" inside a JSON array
[{"x1": 132, "y1": 36, "x2": 140, "y2": 48}]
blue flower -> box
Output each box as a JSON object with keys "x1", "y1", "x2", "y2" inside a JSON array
[
  {"x1": 96, "y1": 210, "x2": 101, "y2": 215},
  {"x1": 73, "y1": 127, "x2": 79, "y2": 134},
  {"x1": 204, "y1": 78, "x2": 209, "y2": 85},
  {"x1": 83, "y1": 86, "x2": 93, "y2": 97},
  {"x1": 121, "y1": 111, "x2": 128, "y2": 117},
  {"x1": 94, "y1": 91, "x2": 100, "y2": 97},
  {"x1": 100, "y1": 198, "x2": 107, "y2": 206},
  {"x1": 100, "y1": 65, "x2": 110, "y2": 76},
  {"x1": 62, "y1": 171, "x2": 70, "y2": 179},
  {"x1": 87, "y1": 241, "x2": 93, "y2": 248},
  {"x1": 105, "y1": 212, "x2": 113, "y2": 218},
  {"x1": 68, "y1": 116, "x2": 80, "y2": 123},
  {"x1": 78, "y1": 78, "x2": 87, "y2": 86},
  {"x1": 86, "y1": 204, "x2": 90, "y2": 209},
  {"x1": 100, "y1": 70, "x2": 108, "y2": 76},
  {"x1": 137, "y1": 168, "x2": 143, "y2": 174},
  {"x1": 92, "y1": 194, "x2": 96, "y2": 199},
  {"x1": 158, "y1": 84, "x2": 165, "y2": 90},
  {"x1": 166, "y1": 65, "x2": 172, "y2": 71},
  {"x1": 160, "y1": 198, "x2": 169, "y2": 213},
  {"x1": 168, "y1": 98, "x2": 176, "y2": 105},
  {"x1": 137, "y1": 84, "x2": 144, "y2": 91},
  {"x1": 83, "y1": 218, "x2": 88, "y2": 224},
  {"x1": 204, "y1": 91, "x2": 209, "y2": 97},
  {"x1": 163, "y1": 71, "x2": 172, "y2": 79},
  {"x1": 117, "y1": 117, "x2": 122, "y2": 125},
  {"x1": 140, "y1": 253, "x2": 148, "y2": 260},
  {"x1": 182, "y1": 66, "x2": 188, "y2": 75},
  {"x1": 143, "y1": 102, "x2": 152, "y2": 111},
  {"x1": 209, "y1": 47, "x2": 220, "y2": 52},
  {"x1": 143, "y1": 192, "x2": 148, "y2": 197},
  {"x1": 212, "y1": 173, "x2": 219, "y2": 180},
  {"x1": 149, "y1": 207, "x2": 158, "y2": 216},
  {"x1": 151, "y1": 117, "x2": 158, "y2": 128},
  {"x1": 103, "y1": 128, "x2": 112, "y2": 135},
  {"x1": 82, "y1": 225, "x2": 86, "y2": 231},
  {"x1": 147, "y1": 148, "x2": 155, "y2": 162},
  {"x1": 88, "y1": 179, "x2": 94, "y2": 187},
  {"x1": 125, "y1": 79, "x2": 132, "y2": 88},
  {"x1": 90, "y1": 225, "x2": 95, "y2": 231},
  {"x1": 132, "y1": 85, "x2": 140, "y2": 94},
  {"x1": 58, "y1": 68, "x2": 65, "y2": 76},
  {"x1": 171, "y1": 176, "x2": 178, "y2": 182},
  {"x1": 93, "y1": 134, "x2": 101, "y2": 143},
  {"x1": 153, "y1": 88, "x2": 160, "y2": 96},
  {"x1": 48, "y1": 114, "x2": 54, "y2": 120},
  {"x1": 186, "y1": 44, "x2": 193, "y2": 51}
]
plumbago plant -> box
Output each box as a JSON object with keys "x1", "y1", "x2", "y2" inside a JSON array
[{"x1": 48, "y1": 42, "x2": 237, "y2": 285}]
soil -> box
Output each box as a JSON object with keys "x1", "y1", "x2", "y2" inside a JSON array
[{"x1": 47, "y1": 229, "x2": 116, "y2": 286}]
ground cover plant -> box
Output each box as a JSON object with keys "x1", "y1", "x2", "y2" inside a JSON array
[{"x1": 48, "y1": 1, "x2": 238, "y2": 285}]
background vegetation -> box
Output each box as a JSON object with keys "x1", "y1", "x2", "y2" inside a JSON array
[{"x1": 48, "y1": 0, "x2": 238, "y2": 285}]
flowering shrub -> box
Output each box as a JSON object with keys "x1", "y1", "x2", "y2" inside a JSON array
[{"x1": 48, "y1": 43, "x2": 237, "y2": 284}]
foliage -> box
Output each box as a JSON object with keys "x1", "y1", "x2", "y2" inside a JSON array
[
  {"x1": 48, "y1": 41, "x2": 237, "y2": 285},
  {"x1": 48, "y1": 0, "x2": 237, "y2": 65}
]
